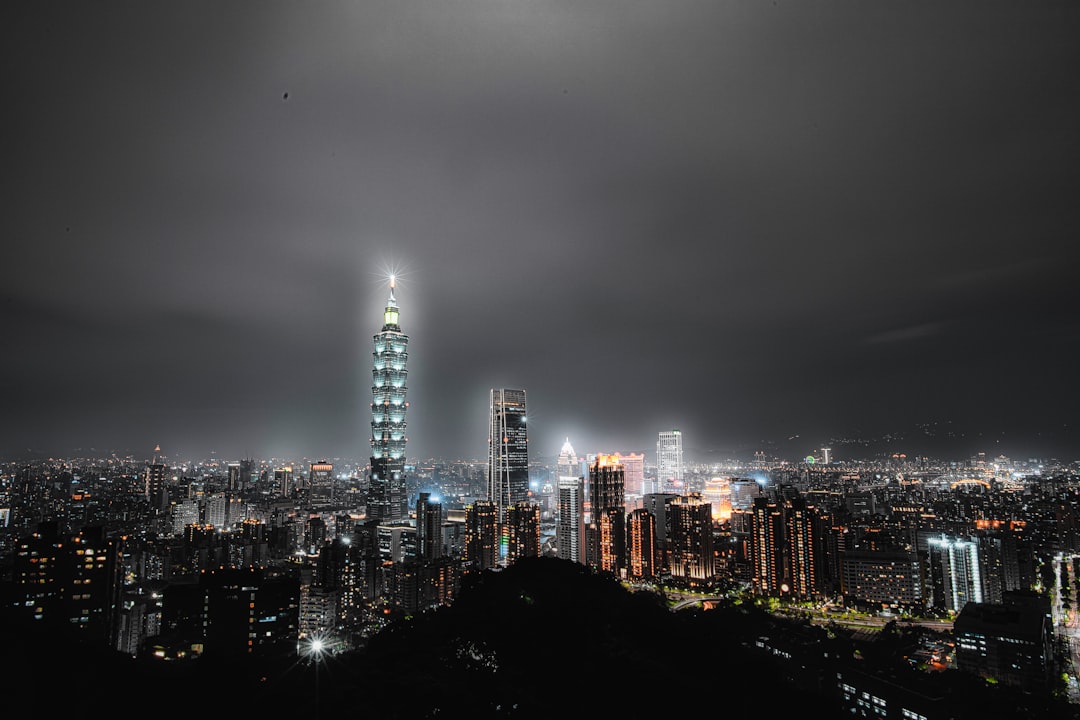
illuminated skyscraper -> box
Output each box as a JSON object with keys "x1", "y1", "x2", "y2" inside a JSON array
[
  {"x1": 927, "y1": 534, "x2": 984, "y2": 613},
  {"x1": 144, "y1": 459, "x2": 169, "y2": 511},
  {"x1": 587, "y1": 454, "x2": 626, "y2": 576},
  {"x1": 487, "y1": 388, "x2": 529, "y2": 523},
  {"x1": 615, "y1": 452, "x2": 645, "y2": 497},
  {"x1": 464, "y1": 499, "x2": 499, "y2": 572},
  {"x1": 308, "y1": 461, "x2": 334, "y2": 508},
  {"x1": 627, "y1": 508, "x2": 657, "y2": 581},
  {"x1": 750, "y1": 494, "x2": 825, "y2": 600},
  {"x1": 416, "y1": 492, "x2": 444, "y2": 562},
  {"x1": 273, "y1": 466, "x2": 294, "y2": 498},
  {"x1": 656, "y1": 429, "x2": 684, "y2": 492},
  {"x1": 751, "y1": 496, "x2": 786, "y2": 596},
  {"x1": 556, "y1": 438, "x2": 585, "y2": 565},
  {"x1": 505, "y1": 502, "x2": 541, "y2": 565},
  {"x1": 367, "y1": 277, "x2": 410, "y2": 524},
  {"x1": 669, "y1": 493, "x2": 714, "y2": 587}
]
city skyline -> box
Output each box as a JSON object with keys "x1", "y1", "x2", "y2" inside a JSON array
[{"x1": 4, "y1": 2, "x2": 1079, "y2": 464}]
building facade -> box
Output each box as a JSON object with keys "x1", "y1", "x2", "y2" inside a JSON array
[
  {"x1": 656, "y1": 429, "x2": 684, "y2": 493},
  {"x1": 556, "y1": 438, "x2": 584, "y2": 564},
  {"x1": 588, "y1": 454, "x2": 626, "y2": 576},
  {"x1": 627, "y1": 507, "x2": 657, "y2": 581},
  {"x1": 487, "y1": 388, "x2": 529, "y2": 523},
  {"x1": 668, "y1": 493, "x2": 714, "y2": 587},
  {"x1": 367, "y1": 277, "x2": 410, "y2": 524}
]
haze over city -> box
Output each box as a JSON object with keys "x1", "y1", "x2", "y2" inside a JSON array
[{"x1": 4, "y1": 1, "x2": 1078, "y2": 464}]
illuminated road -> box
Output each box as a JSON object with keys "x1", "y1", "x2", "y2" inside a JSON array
[
  {"x1": 1053, "y1": 553, "x2": 1080, "y2": 703},
  {"x1": 666, "y1": 593, "x2": 953, "y2": 634}
]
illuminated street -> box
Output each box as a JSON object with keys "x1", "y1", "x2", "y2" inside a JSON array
[{"x1": 1054, "y1": 553, "x2": 1080, "y2": 703}]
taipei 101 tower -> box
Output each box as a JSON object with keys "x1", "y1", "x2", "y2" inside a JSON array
[{"x1": 366, "y1": 276, "x2": 409, "y2": 524}]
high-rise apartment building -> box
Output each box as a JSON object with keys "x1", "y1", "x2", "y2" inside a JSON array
[
  {"x1": 416, "y1": 492, "x2": 445, "y2": 562},
  {"x1": 750, "y1": 494, "x2": 826, "y2": 600},
  {"x1": 669, "y1": 493, "x2": 714, "y2": 587},
  {"x1": 927, "y1": 534, "x2": 984, "y2": 612},
  {"x1": 643, "y1": 492, "x2": 678, "y2": 573},
  {"x1": 751, "y1": 496, "x2": 786, "y2": 596},
  {"x1": 656, "y1": 429, "x2": 684, "y2": 492},
  {"x1": 487, "y1": 388, "x2": 529, "y2": 522},
  {"x1": 367, "y1": 277, "x2": 410, "y2": 524},
  {"x1": 464, "y1": 499, "x2": 499, "y2": 573},
  {"x1": 556, "y1": 438, "x2": 585, "y2": 565},
  {"x1": 627, "y1": 507, "x2": 657, "y2": 581},
  {"x1": 505, "y1": 502, "x2": 541, "y2": 565},
  {"x1": 588, "y1": 454, "x2": 626, "y2": 576},
  {"x1": 12, "y1": 522, "x2": 125, "y2": 648},
  {"x1": 144, "y1": 460, "x2": 169, "y2": 511},
  {"x1": 785, "y1": 496, "x2": 817, "y2": 599}
]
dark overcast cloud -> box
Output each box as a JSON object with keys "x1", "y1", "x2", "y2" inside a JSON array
[{"x1": 3, "y1": 0, "x2": 1079, "y2": 465}]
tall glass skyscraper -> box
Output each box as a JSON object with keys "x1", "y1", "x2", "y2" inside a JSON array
[
  {"x1": 487, "y1": 388, "x2": 529, "y2": 523},
  {"x1": 367, "y1": 277, "x2": 409, "y2": 524},
  {"x1": 656, "y1": 428, "x2": 684, "y2": 492}
]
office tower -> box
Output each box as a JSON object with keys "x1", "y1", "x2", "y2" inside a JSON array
[
  {"x1": 505, "y1": 502, "x2": 541, "y2": 565},
  {"x1": 656, "y1": 429, "x2": 684, "y2": 492},
  {"x1": 487, "y1": 388, "x2": 529, "y2": 522},
  {"x1": 556, "y1": 437, "x2": 578, "y2": 480},
  {"x1": 926, "y1": 534, "x2": 984, "y2": 612},
  {"x1": 615, "y1": 452, "x2": 645, "y2": 497},
  {"x1": 588, "y1": 454, "x2": 626, "y2": 576},
  {"x1": 377, "y1": 524, "x2": 417, "y2": 565},
  {"x1": 556, "y1": 438, "x2": 585, "y2": 564},
  {"x1": 840, "y1": 547, "x2": 923, "y2": 608},
  {"x1": 464, "y1": 499, "x2": 499, "y2": 573},
  {"x1": 274, "y1": 466, "x2": 294, "y2": 498},
  {"x1": 227, "y1": 463, "x2": 241, "y2": 491},
  {"x1": 368, "y1": 277, "x2": 410, "y2": 524},
  {"x1": 240, "y1": 458, "x2": 255, "y2": 488},
  {"x1": 669, "y1": 494, "x2": 714, "y2": 587},
  {"x1": 627, "y1": 508, "x2": 657, "y2": 581},
  {"x1": 309, "y1": 461, "x2": 335, "y2": 507},
  {"x1": 416, "y1": 492, "x2": 445, "y2": 562}
]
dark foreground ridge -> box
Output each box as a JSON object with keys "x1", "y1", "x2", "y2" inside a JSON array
[{"x1": 6, "y1": 557, "x2": 1079, "y2": 719}]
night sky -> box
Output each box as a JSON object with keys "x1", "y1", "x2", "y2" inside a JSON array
[{"x1": 4, "y1": 1, "x2": 1079, "y2": 465}]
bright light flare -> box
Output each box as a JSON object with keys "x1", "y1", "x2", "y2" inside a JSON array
[{"x1": 299, "y1": 631, "x2": 336, "y2": 662}]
